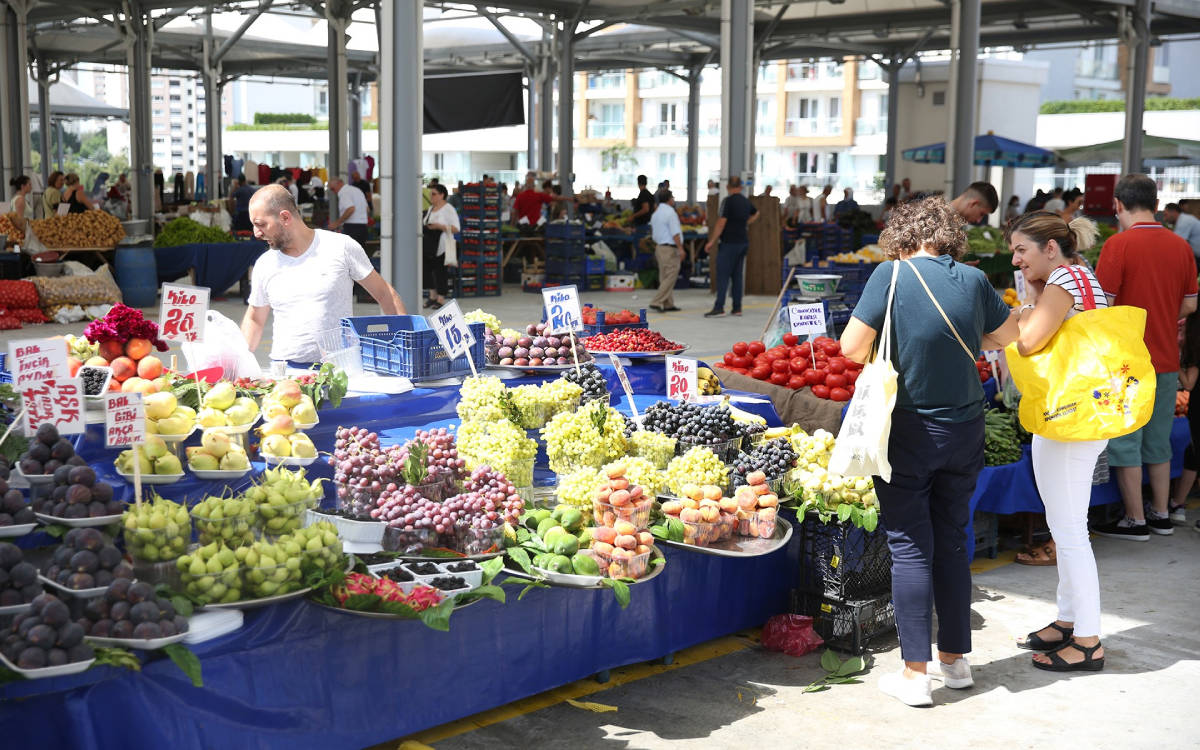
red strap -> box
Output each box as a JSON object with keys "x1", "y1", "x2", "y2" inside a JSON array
[{"x1": 1063, "y1": 265, "x2": 1097, "y2": 310}]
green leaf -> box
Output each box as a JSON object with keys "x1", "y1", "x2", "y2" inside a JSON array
[
  {"x1": 837, "y1": 655, "x2": 866, "y2": 676},
  {"x1": 377, "y1": 600, "x2": 419, "y2": 618},
  {"x1": 862, "y1": 506, "x2": 879, "y2": 533},
  {"x1": 836, "y1": 504, "x2": 853, "y2": 524},
  {"x1": 342, "y1": 593, "x2": 382, "y2": 612},
  {"x1": 417, "y1": 599, "x2": 455, "y2": 631},
  {"x1": 0, "y1": 664, "x2": 22, "y2": 685},
  {"x1": 517, "y1": 581, "x2": 549, "y2": 600},
  {"x1": 666, "y1": 517, "x2": 686, "y2": 542},
  {"x1": 650, "y1": 524, "x2": 668, "y2": 540},
  {"x1": 850, "y1": 506, "x2": 863, "y2": 524},
  {"x1": 507, "y1": 547, "x2": 533, "y2": 574},
  {"x1": 43, "y1": 524, "x2": 67, "y2": 539},
  {"x1": 826, "y1": 676, "x2": 863, "y2": 684},
  {"x1": 92, "y1": 646, "x2": 142, "y2": 672},
  {"x1": 603, "y1": 578, "x2": 631, "y2": 609},
  {"x1": 465, "y1": 584, "x2": 506, "y2": 604},
  {"x1": 480, "y1": 556, "x2": 504, "y2": 584},
  {"x1": 162, "y1": 644, "x2": 203, "y2": 687},
  {"x1": 820, "y1": 648, "x2": 843, "y2": 674},
  {"x1": 802, "y1": 683, "x2": 830, "y2": 693},
  {"x1": 170, "y1": 595, "x2": 194, "y2": 618}
]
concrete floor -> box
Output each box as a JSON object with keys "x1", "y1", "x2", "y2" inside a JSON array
[
  {"x1": 412, "y1": 526, "x2": 1200, "y2": 750},
  {"x1": 0, "y1": 284, "x2": 777, "y2": 367}
]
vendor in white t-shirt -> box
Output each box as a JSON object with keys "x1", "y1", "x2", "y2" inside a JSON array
[
  {"x1": 241, "y1": 184, "x2": 406, "y2": 366},
  {"x1": 328, "y1": 176, "x2": 370, "y2": 246}
]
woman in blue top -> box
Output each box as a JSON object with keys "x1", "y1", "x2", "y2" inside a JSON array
[{"x1": 840, "y1": 197, "x2": 1019, "y2": 706}]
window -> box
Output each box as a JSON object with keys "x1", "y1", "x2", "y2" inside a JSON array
[
  {"x1": 153, "y1": 109, "x2": 164, "y2": 117},
  {"x1": 169, "y1": 95, "x2": 181, "y2": 101},
  {"x1": 756, "y1": 152, "x2": 766, "y2": 175},
  {"x1": 933, "y1": 91, "x2": 946, "y2": 106},
  {"x1": 658, "y1": 152, "x2": 676, "y2": 171},
  {"x1": 829, "y1": 97, "x2": 840, "y2": 119},
  {"x1": 589, "y1": 103, "x2": 625, "y2": 137},
  {"x1": 588, "y1": 72, "x2": 624, "y2": 90},
  {"x1": 827, "y1": 153, "x2": 839, "y2": 174},
  {"x1": 169, "y1": 79, "x2": 180, "y2": 86},
  {"x1": 433, "y1": 153, "x2": 444, "y2": 170},
  {"x1": 660, "y1": 103, "x2": 678, "y2": 126},
  {"x1": 317, "y1": 90, "x2": 328, "y2": 116},
  {"x1": 795, "y1": 152, "x2": 815, "y2": 174},
  {"x1": 152, "y1": 95, "x2": 164, "y2": 103}
]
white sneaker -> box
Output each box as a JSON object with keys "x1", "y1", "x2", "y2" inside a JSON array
[
  {"x1": 879, "y1": 669, "x2": 933, "y2": 707},
  {"x1": 938, "y1": 657, "x2": 974, "y2": 689}
]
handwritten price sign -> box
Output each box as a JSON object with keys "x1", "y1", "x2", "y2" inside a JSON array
[
  {"x1": 429, "y1": 299, "x2": 475, "y2": 359},
  {"x1": 666, "y1": 356, "x2": 698, "y2": 402},
  {"x1": 788, "y1": 303, "x2": 827, "y2": 337},
  {"x1": 104, "y1": 392, "x2": 145, "y2": 448},
  {"x1": 159, "y1": 283, "x2": 209, "y2": 343},
  {"x1": 22, "y1": 378, "x2": 84, "y2": 436},
  {"x1": 542, "y1": 285, "x2": 583, "y2": 336},
  {"x1": 8, "y1": 339, "x2": 68, "y2": 389}
]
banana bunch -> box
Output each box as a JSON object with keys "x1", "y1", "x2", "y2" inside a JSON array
[
  {"x1": 697, "y1": 366, "x2": 722, "y2": 395},
  {"x1": 726, "y1": 397, "x2": 766, "y2": 426}
]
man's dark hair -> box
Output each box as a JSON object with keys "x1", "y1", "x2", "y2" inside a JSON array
[
  {"x1": 1114, "y1": 174, "x2": 1157, "y2": 212},
  {"x1": 1166, "y1": 202, "x2": 1181, "y2": 212},
  {"x1": 728, "y1": 176, "x2": 743, "y2": 189},
  {"x1": 660, "y1": 190, "x2": 673, "y2": 203},
  {"x1": 966, "y1": 181, "x2": 999, "y2": 212},
  {"x1": 637, "y1": 175, "x2": 647, "y2": 187},
  {"x1": 431, "y1": 184, "x2": 448, "y2": 198}
]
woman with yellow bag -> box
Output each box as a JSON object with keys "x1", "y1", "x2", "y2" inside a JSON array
[{"x1": 1005, "y1": 211, "x2": 1152, "y2": 673}]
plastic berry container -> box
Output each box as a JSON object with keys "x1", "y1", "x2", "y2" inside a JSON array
[
  {"x1": 735, "y1": 507, "x2": 779, "y2": 539},
  {"x1": 591, "y1": 497, "x2": 654, "y2": 531},
  {"x1": 381, "y1": 525, "x2": 437, "y2": 555},
  {"x1": 454, "y1": 522, "x2": 505, "y2": 556},
  {"x1": 191, "y1": 509, "x2": 257, "y2": 547},
  {"x1": 717, "y1": 512, "x2": 736, "y2": 541},
  {"x1": 243, "y1": 561, "x2": 303, "y2": 598},
  {"x1": 676, "y1": 435, "x2": 743, "y2": 464},
  {"x1": 682, "y1": 518, "x2": 721, "y2": 547},
  {"x1": 592, "y1": 546, "x2": 651, "y2": 580}
]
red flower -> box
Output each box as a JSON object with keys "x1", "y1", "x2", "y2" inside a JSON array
[{"x1": 83, "y1": 303, "x2": 169, "y2": 351}]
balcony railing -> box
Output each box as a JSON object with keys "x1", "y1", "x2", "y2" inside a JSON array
[
  {"x1": 854, "y1": 117, "x2": 888, "y2": 136},
  {"x1": 637, "y1": 122, "x2": 685, "y2": 138},
  {"x1": 784, "y1": 117, "x2": 843, "y2": 137},
  {"x1": 1075, "y1": 57, "x2": 1117, "y2": 80},
  {"x1": 756, "y1": 120, "x2": 776, "y2": 137},
  {"x1": 786, "y1": 62, "x2": 844, "y2": 82},
  {"x1": 587, "y1": 74, "x2": 625, "y2": 90},
  {"x1": 588, "y1": 121, "x2": 625, "y2": 138}
]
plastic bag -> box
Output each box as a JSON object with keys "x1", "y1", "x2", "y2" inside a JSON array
[
  {"x1": 761, "y1": 614, "x2": 824, "y2": 657},
  {"x1": 591, "y1": 240, "x2": 618, "y2": 272},
  {"x1": 182, "y1": 310, "x2": 263, "y2": 380}
]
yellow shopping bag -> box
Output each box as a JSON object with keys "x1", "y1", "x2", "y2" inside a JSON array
[{"x1": 1004, "y1": 305, "x2": 1154, "y2": 441}]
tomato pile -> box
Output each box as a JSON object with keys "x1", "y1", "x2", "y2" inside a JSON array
[
  {"x1": 713, "y1": 334, "x2": 862, "y2": 401},
  {"x1": 975, "y1": 355, "x2": 993, "y2": 384},
  {"x1": 582, "y1": 307, "x2": 641, "y2": 326},
  {"x1": 582, "y1": 329, "x2": 683, "y2": 353}
]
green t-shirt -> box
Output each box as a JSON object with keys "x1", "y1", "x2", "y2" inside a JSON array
[{"x1": 851, "y1": 255, "x2": 1010, "y2": 423}]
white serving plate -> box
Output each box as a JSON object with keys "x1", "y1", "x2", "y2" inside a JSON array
[
  {"x1": 0, "y1": 600, "x2": 33, "y2": 616},
  {"x1": 37, "y1": 574, "x2": 110, "y2": 598},
  {"x1": 203, "y1": 586, "x2": 312, "y2": 610},
  {"x1": 12, "y1": 467, "x2": 55, "y2": 487},
  {"x1": 0, "y1": 651, "x2": 94, "y2": 679},
  {"x1": 261, "y1": 454, "x2": 318, "y2": 467},
  {"x1": 85, "y1": 631, "x2": 188, "y2": 650},
  {"x1": 115, "y1": 470, "x2": 185, "y2": 486},
  {"x1": 189, "y1": 467, "x2": 253, "y2": 481},
  {"x1": 35, "y1": 512, "x2": 124, "y2": 528},
  {"x1": 154, "y1": 425, "x2": 197, "y2": 444},
  {"x1": 0, "y1": 522, "x2": 37, "y2": 538}
]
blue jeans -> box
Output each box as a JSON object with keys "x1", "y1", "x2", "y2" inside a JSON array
[
  {"x1": 713, "y1": 241, "x2": 749, "y2": 312},
  {"x1": 874, "y1": 409, "x2": 984, "y2": 663}
]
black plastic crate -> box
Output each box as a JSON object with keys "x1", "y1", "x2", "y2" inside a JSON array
[
  {"x1": 796, "y1": 513, "x2": 892, "y2": 602},
  {"x1": 791, "y1": 590, "x2": 896, "y2": 655}
]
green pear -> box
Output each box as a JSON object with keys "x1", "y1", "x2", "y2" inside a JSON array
[
  {"x1": 233, "y1": 396, "x2": 260, "y2": 417},
  {"x1": 145, "y1": 419, "x2": 159, "y2": 435},
  {"x1": 288, "y1": 433, "x2": 317, "y2": 458},
  {"x1": 155, "y1": 453, "x2": 183, "y2": 475},
  {"x1": 141, "y1": 435, "x2": 168, "y2": 460},
  {"x1": 290, "y1": 402, "x2": 318, "y2": 425},
  {"x1": 262, "y1": 434, "x2": 291, "y2": 457},
  {"x1": 198, "y1": 407, "x2": 229, "y2": 428},
  {"x1": 204, "y1": 382, "x2": 237, "y2": 410},
  {"x1": 220, "y1": 450, "x2": 250, "y2": 471},
  {"x1": 201, "y1": 429, "x2": 232, "y2": 458},
  {"x1": 174, "y1": 405, "x2": 197, "y2": 421},
  {"x1": 225, "y1": 403, "x2": 256, "y2": 426},
  {"x1": 144, "y1": 391, "x2": 177, "y2": 420},
  {"x1": 157, "y1": 414, "x2": 190, "y2": 436},
  {"x1": 262, "y1": 401, "x2": 289, "y2": 420},
  {"x1": 188, "y1": 450, "x2": 220, "y2": 471}
]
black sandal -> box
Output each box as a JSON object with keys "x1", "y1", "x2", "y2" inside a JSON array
[
  {"x1": 1032, "y1": 640, "x2": 1104, "y2": 672},
  {"x1": 1018, "y1": 622, "x2": 1073, "y2": 651}
]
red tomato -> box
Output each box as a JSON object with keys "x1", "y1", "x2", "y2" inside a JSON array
[
  {"x1": 765, "y1": 350, "x2": 784, "y2": 362},
  {"x1": 723, "y1": 352, "x2": 736, "y2": 365},
  {"x1": 846, "y1": 369, "x2": 860, "y2": 385},
  {"x1": 811, "y1": 384, "x2": 831, "y2": 399},
  {"x1": 787, "y1": 374, "x2": 806, "y2": 389},
  {"x1": 814, "y1": 350, "x2": 828, "y2": 363},
  {"x1": 733, "y1": 355, "x2": 752, "y2": 369},
  {"x1": 751, "y1": 365, "x2": 771, "y2": 380},
  {"x1": 747, "y1": 341, "x2": 766, "y2": 356},
  {"x1": 829, "y1": 387, "x2": 851, "y2": 402},
  {"x1": 732, "y1": 341, "x2": 749, "y2": 356},
  {"x1": 825, "y1": 373, "x2": 848, "y2": 389},
  {"x1": 771, "y1": 359, "x2": 790, "y2": 374},
  {"x1": 804, "y1": 369, "x2": 826, "y2": 386},
  {"x1": 769, "y1": 371, "x2": 790, "y2": 386},
  {"x1": 979, "y1": 370, "x2": 991, "y2": 383},
  {"x1": 782, "y1": 333, "x2": 799, "y2": 347},
  {"x1": 822, "y1": 341, "x2": 841, "y2": 356},
  {"x1": 827, "y1": 357, "x2": 847, "y2": 374},
  {"x1": 847, "y1": 384, "x2": 855, "y2": 396},
  {"x1": 789, "y1": 357, "x2": 809, "y2": 374}
]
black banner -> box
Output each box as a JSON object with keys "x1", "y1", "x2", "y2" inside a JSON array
[{"x1": 424, "y1": 72, "x2": 525, "y2": 134}]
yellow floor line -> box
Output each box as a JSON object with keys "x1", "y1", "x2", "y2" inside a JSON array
[
  {"x1": 971, "y1": 548, "x2": 1018, "y2": 574},
  {"x1": 389, "y1": 631, "x2": 760, "y2": 747}
]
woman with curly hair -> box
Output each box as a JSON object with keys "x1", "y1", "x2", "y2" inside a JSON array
[{"x1": 839, "y1": 197, "x2": 1019, "y2": 706}]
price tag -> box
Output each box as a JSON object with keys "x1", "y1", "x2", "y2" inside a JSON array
[
  {"x1": 428, "y1": 299, "x2": 475, "y2": 359},
  {"x1": 159, "y1": 283, "x2": 210, "y2": 343},
  {"x1": 605, "y1": 353, "x2": 639, "y2": 421},
  {"x1": 666, "y1": 356, "x2": 698, "y2": 402},
  {"x1": 788, "y1": 303, "x2": 827, "y2": 337},
  {"x1": 983, "y1": 349, "x2": 1003, "y2": 387},
  {"x1": 21, "y1": 378, "x2": 84, "y2": 437},
  {"x1": 1013, "y1": 269, "x2": 1028, "y2": 304},
  {"x1": 104, "y1": 392, "x2": 145, "y2": 448},
  {"x1": 8, "y1": 338, "x2": 68, "y2": 389},
  {"x1": 542, "y1": 285, "x2": 583, "y2": 336}
]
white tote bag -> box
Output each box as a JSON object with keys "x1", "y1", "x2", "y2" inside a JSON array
[{"x1": 829, "y1": 262, "x2": 900, "y2": 482}]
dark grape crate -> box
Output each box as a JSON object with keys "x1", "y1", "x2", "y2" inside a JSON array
[
  {"x1": 795, "y1": 512, "x2": 892, "y2": 602},
  {"x1": 790, "y1": 590, "x2": 896, "y2": 655}
]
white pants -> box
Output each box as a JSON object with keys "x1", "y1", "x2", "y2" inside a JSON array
[{"x1": 1031, "y1": 435, "x2": 1107, "y2": 637}]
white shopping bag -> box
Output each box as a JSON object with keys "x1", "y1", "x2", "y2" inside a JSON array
[
  {"x1": 829, "y1": 262, "x2": 899, "y2": 482},
  {"x1": 181, "y1": 310, "x2": 263, "y2": 380}
]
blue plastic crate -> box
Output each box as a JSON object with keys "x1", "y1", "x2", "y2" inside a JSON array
[
  {"x1": 581, "y1": 306, "x2": 649, "y2": 336},
  {"x1": 545, "y1": 258, "x2": 588, "y2": 277},
  {"x1": 545, "y1": 223, "x2": 587, "y2": 240},
  {"x1": 545, "y1": 239, "x2": 586, "y2": 259},
  {"x1": 586, "y1": 257, "x2": 605, "y2": 275},
  {"x1": 341, "y1": 316, "x2": 485, "y2": 381}
]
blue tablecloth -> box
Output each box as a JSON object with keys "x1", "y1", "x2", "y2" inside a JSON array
[
  {"x1": 154, "y1": 241, "x2": 268, "y2": 296},
  {"x1": 0, "y1": 362, "x2": 799, "y2": 748}
]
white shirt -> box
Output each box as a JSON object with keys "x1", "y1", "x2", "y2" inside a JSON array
[
  {"x1": 1046, "y1": 264, "x2": 1109, "y2": 320},
  {"x1": 1173, "y1": 211, "x2": 1200, "y2": 260},
  {"x1": 337, "y1": 183, "x2": 369, "y2": 225},
  {"x1": 650, "y1": 202, "x2": 682, "y2": 246},
  {"x1": 424, "y1": 203, "x2": 460, "y2": 256},
  {"x1": 287, "y1": 182, "x2": 299, "y2": 204},
  {"x1": 248, "y1": 229, "x2": 375, "y2": 362}
]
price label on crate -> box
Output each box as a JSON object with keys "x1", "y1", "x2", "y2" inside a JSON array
[
  {"x1": 22, "y1": 377, "x2": 84, "y2": 437},
  {"x1": 542, "y1": 285, "x2": 583, "y2": 336},
  {"x1": 159, "y1": 283, "x2": 209, "y2": 343},
  {"x1": 666, "y1": 356, "x2": 698, "y2": 402},
  {"x1": 104, "y1": 392, "x2": 145, "y2": 448},
  {"x1": 428, "y1": 299, "x2": 475, "y2": 359},
  {"x1": 788, "y1": 303, "x2": 827, "y2": 337},
  {"x1": 8, "y1": 338, "x2": 68, "y2": 389}
]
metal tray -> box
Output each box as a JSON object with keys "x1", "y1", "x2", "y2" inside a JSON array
[
  {"x1": 202, "y1": 586, "x2": 313, "y2": 610},
  {"x1": 12, "y1": 467, "x2": 55, "y2": 486},
  {"x1": 485, "y1": 361, "x2": 594, "y2": 374},
  {"x1": 114, "y1": 470, "x2": 185, "y2": 486},
  {"x1": 309, "y1": 595, "x2": 480, "y2": 619},
  {"x1": 503, "y1": 547, "x2": 666, "y2": 589},
  {"x1": 38, "y1": 574, "x2": 110, "y2": 599},
  {"x1": 85, "y1": 632, "x2": 188, "y2": 650},
  {"x1": 656, "y1": 515, "x2": 793, "y2": 557},
  {"x1": 588, "y1": 346, "x2": 688, "y2": 359}
]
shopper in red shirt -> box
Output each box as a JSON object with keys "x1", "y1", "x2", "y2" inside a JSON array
[
  {"x1": 512, "y1": 180, "x2": 573, "y2": 229},
  {"x1": 1093, "y1": 174, "x2": 1199, "y2": 541}
]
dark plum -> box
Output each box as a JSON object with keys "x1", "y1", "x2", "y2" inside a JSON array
[
  {"x1": 106, "y1": 579, "x2": 132, "y2": 603},
  {"x1": 40, "y1": 598, "x2": 69, "y2": 627},
  {"x1": 27, "y1": 442, "x2": 51, "y2": 464},
  {"x1": 109, "y1": 601, "x2": 131, "y2": 621},
  {"x1": 110, "y1": 620, "x2": 134, "y2": 639},
  {"x1": 50, "y1": 439, "x2": 74, "y2": 462},
  {"x1": 42, "y1": 459, "x2": 63, "y2": 475},
  {"x1": 67, "y1": 573, "x2": 96, "y2": 590},
  {"x1": 132, "y1": 622, "x2": 161, "y2": 640},
  {"x1": 88, "y1": 619, "x2": 113, "y2": 637},
  {"x1": 56, "y1": 622, "x2": 84, "y2": 649},
  {"x1": 111, "y1": 562, "x2": 134, "y2": 580},
  {"x1": 92, "y1": 483, "x2": 113, "y2": 503},
  {"x1": 127, "y1": 581, "x2": 154, "y2": 604},
  {"x1": 67, "y1": 466, "x2": 96, "y2": 487},
  {"x1": 17, "y1": 646, "x2": 46, "y2": 669},
  {"x1": 129, "y1": 601, "x2": 158, "y2": 624},
  {"x1": 0, "y1": 542, "x2": 21, "y2": 569},
  {"x1": 65, "y1": 485, "x2": 92, "y2": 505},
  {"x1": 46, "y1": 648, "x2": 69, "y2": 667},
  {"x1": 52, "y1": 466, "x2": 72, "y2": 485},
  {"x1": 19, "y1": 458, "x2": 44, "y2": 476},
  {"x1": 157, "y1": 620, "x2": 177, "y2": 637},
  {"x1": 70, "y1": 550, "x2": 99, "y2": 574},
  {"x1": 97, "y1": 545, "x2": 122, "y2": 569},
  {"x1": 26, "y1": 624, "x2": 56, "y2": 648},
  {"x1": 67, "y1": 643, "x2": 93, "y2": 662},
  {"x1": 35, "y1": 423, "x2": 59, "y2": 446},
  {"x1": 93, "y1": 570, "x2": 113, "y2": 587},
  {"x1": 9, "y1": 561, "x2": 35, "y2": 587}
]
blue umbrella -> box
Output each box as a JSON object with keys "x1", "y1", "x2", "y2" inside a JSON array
[{"x1": 902, "y1": 132, "x2": 1056, "y2": 168}]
